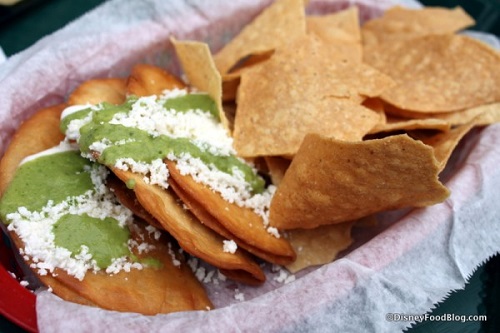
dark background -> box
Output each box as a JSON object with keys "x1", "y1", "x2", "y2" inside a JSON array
[{"x1": 0, "y1": 0, "x2": 499, "y2": 332}]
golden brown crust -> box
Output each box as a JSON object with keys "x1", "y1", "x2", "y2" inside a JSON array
[
  {"x1": 68, "y1": 78, "x2": 128, "y2": 106},
  {"x1": 126, "y1": 63, "x2": 185, "y2": 97},
  {"x1": 167, "y1": 161, "x2": 296, "y2": 265},
  {"x1": 0, "y1": 101, "x2": 213, "y2": 314},
  {"x1": 112, "y1": 167, "x2": 266, "y2": 285}
]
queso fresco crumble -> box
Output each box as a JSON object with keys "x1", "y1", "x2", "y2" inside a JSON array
[{"x1": 61, "y1": 88, "x2": 278, "y2": 230}]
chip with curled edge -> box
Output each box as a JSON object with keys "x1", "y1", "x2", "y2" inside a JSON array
[
  {"x1": 362, "y1": 6, "x2": 475, "y2": 47},
  {"x1": 213, "y1": 0, "x2": 307, "y2": 75},
  {"x1": 364, "y1": 34, "x2": 500, "y2": 113}
]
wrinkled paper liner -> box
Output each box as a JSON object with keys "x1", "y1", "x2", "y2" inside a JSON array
[{"x1": 0, "y1": 0, "x2": 499, "y2": 332}]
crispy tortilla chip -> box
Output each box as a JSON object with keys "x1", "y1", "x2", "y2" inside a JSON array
[
  {"x1": 369, "y1": 116, "x2": 451, "y2": 134},
  {"x1": 0, "y1": 106, "x2": 213, "y2": 314},
  {"x1": 306, "y1": 7, "x2": 362, "y2": 62},
  {"x1": 269, "y1": 133, "x2": 450, "y2": 229},
  {"x1": 126, "y1": 63, "x2": 185, "y2": 96},
  {"x1": 362, "y1": 97, "x2": 387, "y2": 128},
  {"x1": 364, "y1": 34, "x2": 500, "y2": 112},
  {"x1": 167, "y1": 161, "x2": 296, "y2": 265},
  {"x1": 264, "y1": 156, "x2": 291, "y2": 187},
  {"x1": 410, "y1": 123, "x2": 476, "y2": 172},
  {"x1": 68, "y1": 78, "x2": 127, "y2": 105},
  {"x1": 285, "y1": 221, "x2": 354, "y2": 273},
  {"x1": 112, "y1": 168, "x2": 266, "y2": 285},
  {"x1": 213, "y1": 0, "x2": 306, "y2": 74},
  {"x1": 307, "y1": 7, "x2": 361, "y2": 43},
  {"x1": 233, "y1": 34, "x2": 392, "y2": 157},
  {"x1": 362, "y1": 6, "x2": 474, "y2": 47},
  {"x1": 171, "y1": 38, "x2": 230, "y2": 132},
  {"x1": 222, "y1": 51, "x2": 274, "y2": 102},
  {"x1": 422, "y1": 103, "x2": 500, "y2": 126}
]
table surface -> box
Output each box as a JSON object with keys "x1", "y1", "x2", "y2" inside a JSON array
[{"x1": 0, "y1": 0, "x2": 499, "y2": 332}]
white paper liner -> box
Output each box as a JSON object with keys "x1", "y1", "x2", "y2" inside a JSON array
[{"x1": 1, "y1": 0, "x2": 499, "y2": 332}]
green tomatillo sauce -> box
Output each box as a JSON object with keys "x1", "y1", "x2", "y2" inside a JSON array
[
  {"x1": 0, "y1": 150, "x2": 135, "y2": 271},
  {"x1": 63, "y1": 93, "x2": 266, "y2": 194}
]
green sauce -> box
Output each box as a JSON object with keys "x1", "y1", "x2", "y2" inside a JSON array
[
  {"x1": 0, "y1": 150, "x2": 93, "y2": 219},
  {"x1": 0, "y1": 150, "x2": 133, "y2": 269},
  {"x1": 53, "y1": 213, "x2": 130, "y2": 268},
  {"x1": 71, "y1": 94, "x2": 265, "y2": 194},
  {"x1": 60, "y1": 107, "x2": 92, "y2": 134},
  {"x1": 164, "y1": 93, "x2": 218, "y2": 119},
  {"x1": 139, "y1": 257, "x2": 163, "y2": 269}
]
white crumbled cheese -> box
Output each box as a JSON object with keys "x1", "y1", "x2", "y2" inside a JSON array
[
  {"x1": 167, "y1": 243, "x2": 181, "y2": 267},
  {"x1": 160, "y1": 87, "x2": 188, "y2": 100},
  {"x1": 195, "y1": 266, "x2": 206, "y2": 282},
  {"x1": 5, "y1": 152, "x2": 147, "y2": 281},
  {"x1": 187, "y1": 257, "x2": 199, "y2": 273},
  {"x1": 128, "y1": 239, "x2": 155, "y2": 255},
  {"x1": 171, "y1": 153, "x2": 277, "y2": 226},
  {"x1": 145, "y1": 224, "x2": 162, "y2": 241},
  {"x1": 222, "y1": 239, "x2": 238, "y2": 254},
  {"x1": 64, "y1": 89, "x2": 276, "y2": 228},
  {"x1": 62, "y1": 104, "x2": 102, "y2": 141},
  {"x1": 114, "y1": 158, "x2": 170, "y2": 189},
  {"x1": 20, "y1": 280, "x2": 29, "y2": 287},
  {"x1": 187, "y1": 257, "x2": 226, "y2": 285},
  {"x1": 266, "y1": 226, "x2": 281, "y2": 238},
  {"x1": 203, "y1": 270, "x2": 215, "y2": 284},
  {"x1": 272, "y1": 264, "x2": 296, "y2": 284},
  {"x1": 106, "y1": 257, "x2": 143, "y2": 275},
  {"x1": 234, "y1": 289, "x2": 245, "y2": 301},
  {"x1": 111, "y1": 92, "x2": 234, "y2": 156}
]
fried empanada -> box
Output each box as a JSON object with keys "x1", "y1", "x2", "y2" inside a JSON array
[{"x1": 0, "y1": 104, "x2": 213, "y2": 314}]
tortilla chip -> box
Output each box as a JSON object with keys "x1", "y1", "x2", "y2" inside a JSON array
[
  {"x1": 264, "y1": 156, "x2": 292, "y2": 187},
  {"x1": 362, "y1": 97, "x2": 387, "y2": 127},
  {"x1": 222, "y1": 51, "x2": 274, "y2": 102},
  {"x1": 307, "y1": 7, "x2": 361, "y2": 43},
  {"x1": 167, "y1": 161, "x2": 296, "y2": 266},
  {"x1": 68, "y1": 78, "x2": 127, "y2": 105},
  {"x1": 285, "y1": 221, "x2": 354, "y2": 273},
  {"x1": 213, "y1": 0, "x2": 307, "y2": 74},
  {"x1": 424, "y1": 103, "x2": 500, "y2": 126},
  {"x1": 306, "y1": 7, "x2": 363, "y2": 62},
  {"x1": 126, "y1": 63, "x2": 185, "y2": 96},
  {"x1": 410, "y1": 123, "x2": 476, "y2": 172},
  {"x1": 362, "y1": 6, "x2": 474, "y2": 47},
  {"x1": 233, "y1": 34, "x2": 393, "y2": 157},
  {"x1": 171, "y1": 38, "x2": 230, "y2": 132},
  {"x1": 369, "y1": 116, "x2": 451, "y2": 134},
  {"x1": 364, "y1": 34, "x2": 500, "y2": 112},
  {"x1": 269, "y1": 133, "x2": 450, "y2": 230}
]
